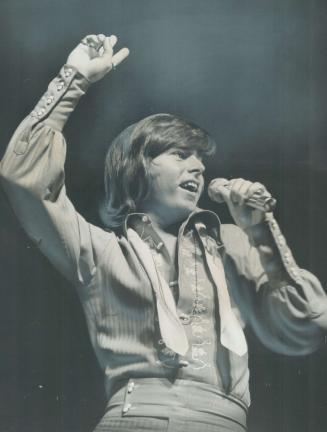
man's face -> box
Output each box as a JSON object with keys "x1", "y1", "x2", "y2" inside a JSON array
[{"x1": 140, "y1": 147, "x2": 205, "y2": 226}]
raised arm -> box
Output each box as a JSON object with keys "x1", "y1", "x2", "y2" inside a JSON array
[{"x1": 0, "y1": 34, "x2": 129, "y2": 286}]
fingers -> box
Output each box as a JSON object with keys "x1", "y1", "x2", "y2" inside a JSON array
[
  {"x1": 229, "y1": 179, "x2": 268, "y2": 205},
  {"x1": 80, "y1": 33, "x2": 128, "y2": 61},
  {"x1": 101, "y1": 35, "x2": 116, "y2": 54},
  {"x1": 109, "y1": 35, "x2": 117, "y2": 48},
  {"x1": 81, "y1": 34, "x2": 104, "y2": 51},
  {"x1": 97, "y1": 34, "x2": 129, "y2": 70},
  {"x1": 70, "y1": 33, "x2": 128, "y2": 83},
  {"x1": 112, "y1": 47, "x2": 130, "y2": 67}
]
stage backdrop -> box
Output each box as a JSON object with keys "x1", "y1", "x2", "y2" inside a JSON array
[{"x1": 0, "y1": 1, "x2": 326, "y2": 431}]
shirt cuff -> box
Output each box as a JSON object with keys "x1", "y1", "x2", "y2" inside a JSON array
[
  {"x1": 29, "y1": 64, "x2": 91, "y2": 131},
  {"x1": 244, "y1": 213, "x2": 302, "y2": 285}
]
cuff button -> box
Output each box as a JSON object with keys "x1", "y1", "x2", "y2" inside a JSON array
[
  {"x1": 291, "y1": 268, "x2": 299, "y2": 277},
  {"x1": 46, "y1": 95, "x2": 54, "y2": 105},
  {"x1": 64, "y1": 68, "x2": 73, "y2": 77},
  {"x1": 271, "y1": 222, "x2": 278, "y2": 231},
  {"x1": 277, "y1": 235, "x2": 285, "y2": 246}
]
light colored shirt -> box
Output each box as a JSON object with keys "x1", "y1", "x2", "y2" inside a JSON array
[
  {"x1": 1, "y1": 65, "x2": 327, "y2": 409},
  {"x1": 130, "y1": 214, "x2": 239, "y2": 392}
]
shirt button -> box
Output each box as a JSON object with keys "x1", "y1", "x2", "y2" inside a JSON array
[
  {"x1": 156, "y1": 241, "x2": 164, "y2": 251},
  {"x1": 122, "y1": 403, "x2": 132, "y2": 414},
  {"x1": 142, "y1": 215, "x2": 149, "y2": 223},
  {"x1": 37, "y1": 108, "x2": 45, "y2": 117},
  {"x1": 127, "y1": 381, "x2": 135, "y2": 393},
  {"x1": 179, "y1": 313, "x2": 191, "y2": 325}
]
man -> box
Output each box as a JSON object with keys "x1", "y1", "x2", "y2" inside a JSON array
[{"x1": 1, "y1": 33, "x2": 327, "y2": 432}]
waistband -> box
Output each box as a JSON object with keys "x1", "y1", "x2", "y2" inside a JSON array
[{"x1": 107, "y1": 378, "x2": 248, "y2": 430}]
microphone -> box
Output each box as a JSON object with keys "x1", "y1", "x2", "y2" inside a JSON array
[{"x1": 208, "y1": 178, "x2": 277, "y2": 213}]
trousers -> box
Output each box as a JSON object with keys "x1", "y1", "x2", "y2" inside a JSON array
[{"x1": 93, "y1": 378, "x2": 248, "y2": 432}]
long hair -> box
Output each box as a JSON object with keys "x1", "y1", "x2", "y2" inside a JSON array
[{"x1": 100, "y1": 113, "x2": 216, "y2": 229}]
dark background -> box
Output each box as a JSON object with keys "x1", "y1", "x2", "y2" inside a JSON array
[{"x1": 0, "y1": 0, "x2": 327, "y2": 431}]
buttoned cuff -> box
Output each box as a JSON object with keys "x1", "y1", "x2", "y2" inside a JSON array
[
  {"x1": 29, "y1": 64, "x2": 91, "y2": 131},
  {"x1": 244, "y1": 213, "x2": 302, "y2": 285}
]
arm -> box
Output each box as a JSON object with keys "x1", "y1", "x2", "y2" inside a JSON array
[
  {"x1": 0, "y1": 34, "x2": 129, "y2": 286},
  {"x1": 218, "y1": 179, "x2": 327, "y2": 355}
]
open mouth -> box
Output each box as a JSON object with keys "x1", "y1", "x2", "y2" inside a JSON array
[{"x1": 179, "y1": 180, "x2": 199, "y2": 193}]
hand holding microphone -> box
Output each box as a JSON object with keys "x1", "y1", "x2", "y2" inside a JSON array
[
  {"x1": 208, "y1": 178, "x2": 276, "y2": 228},
  {"x1": 208, "y1": 178, "x2": 276, "y2": 212}
]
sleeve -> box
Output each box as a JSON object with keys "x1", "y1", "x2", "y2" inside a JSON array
[
  {"x1": 221, "y1": 217, "x2": 327, "y2": 356},
  {"x1": 0, "y1": 65, "x2": 112, "y2": 286}
]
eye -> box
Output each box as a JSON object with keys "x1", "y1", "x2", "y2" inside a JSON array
[{"x1": 171, "y1": 149, "x2": 189, "y2": 160}]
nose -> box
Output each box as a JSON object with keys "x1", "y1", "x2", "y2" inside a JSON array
[{"x1": 187, "y1": 154, "x2": 205, "y2": 174}]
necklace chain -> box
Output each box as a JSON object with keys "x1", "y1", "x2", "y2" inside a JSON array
[
  {"x1": 192, "y1": 230, "x2": 207, "y2": 315},
  {"x1": 148, "y1": 230, "x2": 207, "y2": 317}
]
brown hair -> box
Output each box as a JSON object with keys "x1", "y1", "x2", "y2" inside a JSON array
[{"x1": 100, "y1": 113, "x2": 216, "y2": 228}]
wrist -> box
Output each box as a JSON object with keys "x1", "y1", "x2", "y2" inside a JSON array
[
  {"x1": 65, "y1": 63, "x2": 91, "y2": 83},
  {"x1": 30, "y1": 64, "x2": 92, "y2": 132},
  {"x1": 66, "y1": 63, "x2": 94, "y2": 83},
  {"x1": 244, "y1": 213, "x2": 302, "y2": 285}
]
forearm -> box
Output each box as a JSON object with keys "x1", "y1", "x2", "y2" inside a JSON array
[
  {"x1": 241, "y1": 214, "x2": 327, "y2": 352},
  {"x1": 41, "y1": 65, "x2": 91, "y2": 131},
  {"x1": 0, "y1": 65, "x2": 90, "y2": 196},
  {"x1": 244, "y1": 213, "x2": 300, "y2": 288}
]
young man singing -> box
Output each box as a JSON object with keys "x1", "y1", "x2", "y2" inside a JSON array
[{"x1": 1, "y1": 34, "x2": 327, "y2": 432}]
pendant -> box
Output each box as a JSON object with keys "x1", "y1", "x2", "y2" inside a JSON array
[{"x1": 192, "y1": 300, "x2": 207, "y2": 314}]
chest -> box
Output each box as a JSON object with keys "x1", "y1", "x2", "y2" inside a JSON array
[{"x1": 151, "y1": 231, "x2": 178, "y2": 283}]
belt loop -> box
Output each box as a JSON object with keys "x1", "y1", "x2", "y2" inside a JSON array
[{"x1": 122, "y1": 378, "x2": 135, "y2": 415}]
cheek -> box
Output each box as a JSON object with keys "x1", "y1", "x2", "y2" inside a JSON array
[{"x1": 148, "y1": 170, "x2": 175, "y2": 194}]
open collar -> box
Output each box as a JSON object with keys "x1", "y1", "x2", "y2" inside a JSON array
[{"x1": 123, "y1": 208, "x2": 223, "y2": 249}]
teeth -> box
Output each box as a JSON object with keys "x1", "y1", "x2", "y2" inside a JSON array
[{"x1": 180, "y1": 181, "x2": 198, "y2": 192}]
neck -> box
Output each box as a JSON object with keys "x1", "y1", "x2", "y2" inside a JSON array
[{"x1": 145, "y1": 211, "x2": 182, "y2": 236}]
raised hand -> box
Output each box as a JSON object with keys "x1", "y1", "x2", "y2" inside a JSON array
[{"x1": 66, "y1": 33, "x2": 129, "y2": 83}]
